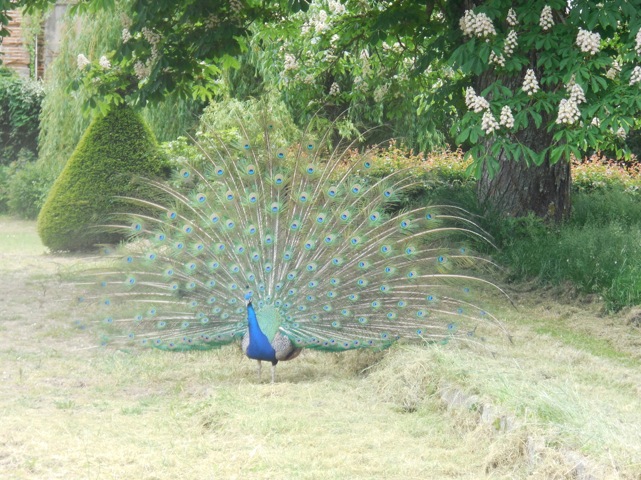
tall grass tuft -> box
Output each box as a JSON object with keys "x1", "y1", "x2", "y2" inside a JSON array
[{"x1": 484, "y1": 188, "x2": 641, "y2": 311}]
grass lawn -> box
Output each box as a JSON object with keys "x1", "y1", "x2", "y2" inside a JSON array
[{"x1": 1, "y1": 216, "x2": 640, "y2": 479}]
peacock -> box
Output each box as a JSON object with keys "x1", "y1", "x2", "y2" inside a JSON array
[{"x1": 80, "y1": 113, "x2": 508, "y2": 382}]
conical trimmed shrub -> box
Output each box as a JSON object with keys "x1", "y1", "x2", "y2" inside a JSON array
[{"x1": 37, "y1": 104, "x2": 170, "y2": 251}]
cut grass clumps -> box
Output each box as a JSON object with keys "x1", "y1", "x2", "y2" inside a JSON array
[{"x1": 37, "y1": 105, "x2": 169, "y2": 252}]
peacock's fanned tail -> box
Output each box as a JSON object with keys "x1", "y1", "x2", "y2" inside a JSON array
[{"x1": 79, "y1": 116, "x2": 508, "y2": 352}]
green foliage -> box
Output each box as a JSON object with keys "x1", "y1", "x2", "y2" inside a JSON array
[
  {"x1": 9, "y1": 0, "x2": 300, "y2": 108},
  {"x1": 140, "y1": 92, "x2": 202, "y2": 143},
  {"x1": 37, "y1": 104, "x2": 169, "y2": 251},
  {"x1": 251, "y1": 1, "x2": 451, "y2": 152},
  {"x1": 0, "y1": 66, "x2": 47, "y2": 218},
  {"x1": 37, "y1": 6, "x2": 126, "y2": 176},
  {"x1": 199, "y1": 95, "x2": 303, "y2": 147},
  {"x1": 38, "y1": 5, "x2": 201, "y2": 176},
  {"x1": 0, "y1": 67, "x2": 43, "y2": 165},
  {"x1": 364, "y1": 145, "x2": 472, "y2": 183},
  {"x1": 30, "y1": 0, "x2": 455, "y2": 152},
  {"x1": 0, "y1": 165, "x2": 10, "y2": 212},
  {"x1": 17, "y1": 0, "x2": 641, "y2": 181},
  {"x1": 454, "y1": 1, "x2": 641, "y2": 175},
  {"x1": 160, "y1": 136, "x2": 205, "y2": 170},
  {"x1": 7, "y1": 158, "x2": 51, "y2": 219},
  {"x1": 572, "y1": 188, "x2": 641, "y2": 225},
  {"x1": 341, "y1": 144, "x2": 477, "y2": 217},
  {"x1": 0, "y1": 0, "x2": 14, "y2": 40}
]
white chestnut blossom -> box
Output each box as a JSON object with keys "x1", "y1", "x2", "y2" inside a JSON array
[
  {"x1": 314, "y1": 10, "x2": 329, "y2": 33},
  {"x1": 481, "y1": 110, "x2": 500, "y2": 134},
  {"x1": 373, "y1": 84, "x2": 388, "y2": 103},
  {"x1": 489, "y1": 51, "x2": 506, "y2": 67},
  {"x1": 141, "y1": 27, "x2": 161, "y2": 63},
  {"x1": 507, "y1": 8, "x2": 518, "y2": 27},
  {"x1": 122, "y1": 28, "x2": 132, "y2": 43},
  {"x1": 606, "y1": 60, "x2": 621, "y2": 79},
  {"x1": 381, "y1": 41, "x2": 403, "y2": 53},
  {"x1": 323, "y1": 50, "x2": 337, "y2": 63},
  {"x1": 141, "y1": 27, "x2": 161, "y2": 46},
  {"x1": 568, "y1": 84, "x2": 586, "y2": 104},
  {"x1": 205, "y1": 14, "x2": 220, "y2": 29},
  {"x1": 77, "y1": 53, "x2": 90, "y2": 69},
  {"x1": 329, "y1": 82, "x2": 340, "y2": 95},
  {"x1": 499, "y1": 105, "x2": 514, "y2": 128},
  {"x1": 576, "y1": 28, "x2": 601, "y2": 55},
  {"x1": 328, "y1": 0, "x2": 346, "y2": 15},
  {"x1": 630, "y1": 65, "x2": 641, "y2": 85},
  {"x1": 133, "y1": 60, "x2": 151, "y2": 80},
  {"x1": 504, "y1": 30, "x2": 518, "y2": 56},
  {"x1": 566, "y1": 73, "x2": 576, "y2": 89},
  {"x1": 284, "y1": 54, "x2": 298, "y2": 72},
  {"x1": 460, "y1": 10, "x2": 496, "y2": 38},
  {"x1": 99, "y1": 55, "x2": 111, "y2": 69},
  {"x1": 471, "y1": 95, "x2": 490, "y2": 112},
  {"x1": 540, "y1": 6, "x2": 554, "y2": 31},
  {"x1": 465, "y1": 86, "x2": 477, "y2": 108},
  {"x1": 616, "y1": 127, "x2": 627, "y2": 139},
  {"x1": 636, "y1": 29, "x2": 641, "y2": 55},
  {"x1": 464, "y1": 87, "x2": 490, "y2": 112},
  {"x1": 302, "y1": 9, "x2": 330, "y2": 35},
  {"x1": 522, "y1": 69, "x2": 540, "y2": 96},
  {"x1": 590, "y1": 117, "x2": 601, "y2": 127},
  {"x1": 556, "y1": 98, "x2": 580, "y2": 124},
  {"x1": 229, "y1": 0, "x2": 243, "y2": 13}
]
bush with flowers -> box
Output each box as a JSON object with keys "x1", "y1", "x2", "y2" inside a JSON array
[{"x1": 571, "y1": 155, "x2": 641, "y2": 194}]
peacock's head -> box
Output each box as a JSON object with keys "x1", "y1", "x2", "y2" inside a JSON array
[{"x1": 244, "y1": 288, "x2": 253, "y2": 306}]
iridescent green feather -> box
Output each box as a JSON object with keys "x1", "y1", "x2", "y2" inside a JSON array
[{"x1": 79, "y1": 112, "x2": 508, "y2": 354}]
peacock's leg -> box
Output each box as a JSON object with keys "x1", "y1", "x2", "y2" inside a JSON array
[
  {"x1": 271, "y1": 363, "x2": 276, "y2": 384},
  {"x1": 256, "y1": 360, "x2": 262, "y2": 381}
]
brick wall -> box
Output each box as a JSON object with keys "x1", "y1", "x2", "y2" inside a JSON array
[{"x1": 0, "y1": 9, "x2": 45, "y2": 78}]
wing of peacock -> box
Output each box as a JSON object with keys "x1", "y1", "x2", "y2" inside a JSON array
[{"x1": 77, "y1": 115, "x2": 509, "y2": 352}]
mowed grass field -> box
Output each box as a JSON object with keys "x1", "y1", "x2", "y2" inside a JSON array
[{"x1": 1, "y1": 216, "x2": 641, "y2": 479}]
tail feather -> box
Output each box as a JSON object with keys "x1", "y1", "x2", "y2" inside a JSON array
[{"x1": 78, "y1": 114, "x2": 509, "y2": 352}]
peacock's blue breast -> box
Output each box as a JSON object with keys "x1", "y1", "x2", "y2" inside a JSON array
[
  {"x1": 245, "y1": 334, "x2": 277, "y2": 362},
  {"x1": 245, "y1": 303, "x2": 278, "y2": 362}
]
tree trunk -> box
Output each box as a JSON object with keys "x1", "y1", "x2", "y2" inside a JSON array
[
  {"x1": 477, "y1": 152, "x2": 572, "y2": 223},
  {"x1": 473, "y1": 75, "x2": 571, "y2": 223}
]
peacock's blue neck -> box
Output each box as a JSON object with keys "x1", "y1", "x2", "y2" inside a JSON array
[{"x1": 245, "y1": 303, "x2": 277, "y2": 362}]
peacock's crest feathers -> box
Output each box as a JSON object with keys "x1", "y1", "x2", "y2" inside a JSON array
[{"x1": 79, "y1": 114, "x2": 507, "y2": 353}]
